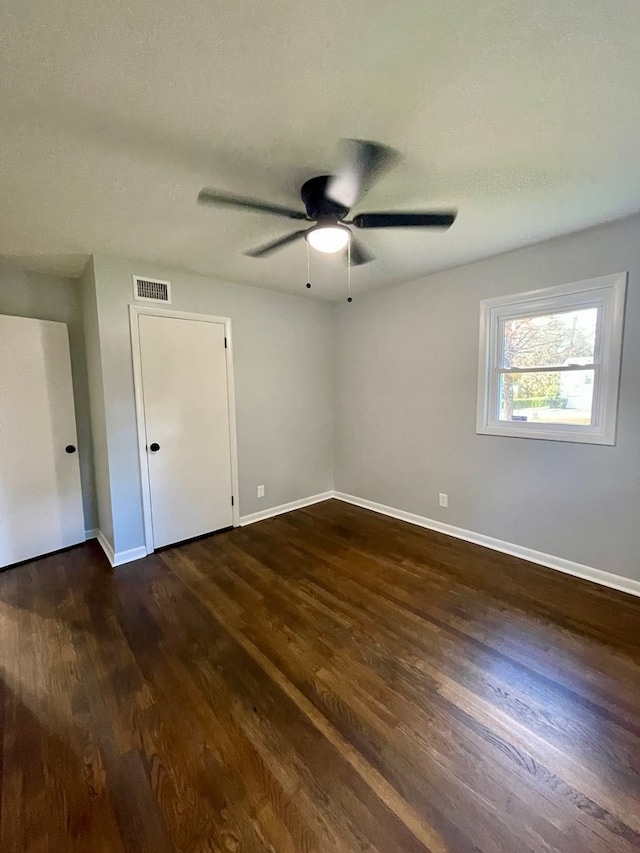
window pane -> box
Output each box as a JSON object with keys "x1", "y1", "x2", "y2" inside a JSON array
[
  {"x1": 502, "y1": 308, "x2": 597, "y2": 369},
  {"x1": 499, "y1": 371, "x2": 594, "y2": 425}
]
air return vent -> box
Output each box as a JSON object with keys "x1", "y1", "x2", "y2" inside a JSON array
[{"x1": 133, "y1": 276, "x2": 172, "y2": 303}]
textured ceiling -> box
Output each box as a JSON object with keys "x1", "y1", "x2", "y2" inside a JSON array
[{"x1": 1, "y1": 0, "x2": 640, "y2": 300}]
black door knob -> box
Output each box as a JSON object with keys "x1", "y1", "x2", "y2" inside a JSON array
[
  {"x1": 149, "y1": 442, "x2": 160, "y2": 452},
  {"x1": 65, "y1": 445, "x2": 76, "y2": 454}
]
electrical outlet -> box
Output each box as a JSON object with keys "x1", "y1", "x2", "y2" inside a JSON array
[
  {"x1": 439, "y1": 493, "x2": 448, "y2": 508},
  {"x1": 256, "y1": 485, "x2": 265, "y2": 498}
]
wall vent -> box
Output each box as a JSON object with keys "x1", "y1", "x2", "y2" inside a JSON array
[{"x1": 133, "y1": 276, "x2": 172, "y2": 303}]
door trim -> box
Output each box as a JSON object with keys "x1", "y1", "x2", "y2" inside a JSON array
[{"x1": 129, "y1": 305, "x2": 240, "y2": 554}]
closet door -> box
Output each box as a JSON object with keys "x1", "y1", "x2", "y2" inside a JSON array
[
  {"x1": 137, "y1": 314, "x2": 233, "y2": 549},
  {"x1": 0, "y1": 315, "x2": 84, "y2": 567}
]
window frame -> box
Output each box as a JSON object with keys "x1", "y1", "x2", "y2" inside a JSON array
[{"x1": 476, "y1": 272, "x2": 627, "y2": 445}]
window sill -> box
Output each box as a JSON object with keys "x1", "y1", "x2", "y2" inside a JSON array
[{"x1": 477, "y1": 423, "x2": 615, "y2": 445}]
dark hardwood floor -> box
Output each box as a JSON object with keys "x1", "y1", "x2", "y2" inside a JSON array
[{"x1": 1, "y1": 499, "x2": 639, "y2": 852}]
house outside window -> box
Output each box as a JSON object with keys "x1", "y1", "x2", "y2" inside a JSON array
[{"x1": 476, "y1": 273, "x2": 627, "y2": 445}]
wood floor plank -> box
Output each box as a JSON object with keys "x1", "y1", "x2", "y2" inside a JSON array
[{"x1": 0, "y1": 500, "x2": 639, "y2": 852}]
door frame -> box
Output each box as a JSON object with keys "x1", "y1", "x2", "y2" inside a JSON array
[{"x1": 129, "y1": 305, "x2": 240, "y2": 554}]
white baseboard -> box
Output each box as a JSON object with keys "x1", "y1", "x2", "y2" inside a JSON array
[
  {"x1": 84, "y1": 528, "x2": 98, "y2": 541},
  {"x1": 112, "y1": 546, "x2": 147, "y2": 567},
  {"x1": 332, "y1": 492, "x2": 640, "y2": 600},
  {"x1": 239, "y1": 491, "x2": 335, "y2": 527},
  {"x1": 95, "y1": 530, "x2": 147, "y2": 567},
  {"x1": 93, "y1": 490, "x2": 640, "y2": 598},
  {"x1": 96, "y1": 530, "x2": 115, "y2": 565}
]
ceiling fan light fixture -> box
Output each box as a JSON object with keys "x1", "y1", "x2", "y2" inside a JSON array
[{"x1": 306, "y1": 224, "x2": 351, "y2": 254}]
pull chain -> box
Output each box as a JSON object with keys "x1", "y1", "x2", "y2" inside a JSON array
[
  {"x1": 306, "y1": 241, "x2": 311, "y2": 289},
  {"x1": 347, "y1": 240, "x2": 352, "y2": 303}
]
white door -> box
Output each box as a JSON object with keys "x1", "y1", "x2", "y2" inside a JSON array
[
  {"x1": 0, "y1": 315, "x2": 85, "y2": 567},
  {"x1": 137, "y1": 314, "x2": 234, "y2": 548}
]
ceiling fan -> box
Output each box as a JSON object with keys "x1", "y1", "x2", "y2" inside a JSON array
[{"x1": 197, "y1": 140, "x2": 457, "y2": 267}]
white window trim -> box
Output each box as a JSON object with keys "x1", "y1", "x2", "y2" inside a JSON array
[{"x1": 476, "y1": 272, "x2": 627, "y2": 445}]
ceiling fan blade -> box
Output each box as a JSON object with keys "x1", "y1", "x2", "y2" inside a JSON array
[
  {"x1": 326, "y1": 139, "x2": 398, "y2": 209},
  {"x1": 244, "y1": 229, "x2": 307, "y2": 258},
  {"x1": 353, "y1": 211, "x2": 457, "y2": 229},
  {"x1": 198, "y1": 188, "x2": 307, "y2": 220},
  {"x1": 349, "y1": 236, "x2": 374, "y2": 266}
]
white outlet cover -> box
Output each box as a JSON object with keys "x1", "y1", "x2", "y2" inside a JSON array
[
  {"x1": 257, "y1": 485, "x2": 265, "y2": 498},
  {"x1": 439, "y1": 493, "x2": 448, "y2": 508}
]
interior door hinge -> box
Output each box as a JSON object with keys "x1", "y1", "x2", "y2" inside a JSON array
[
  {"x1": 224, "y1": 337, "x2": 227, "y2": 349},
  {"x1": 231, "y1": 495, "x2": 234, "y2": 506}
]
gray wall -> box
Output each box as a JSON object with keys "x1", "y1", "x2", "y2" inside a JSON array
[
  {"x1": 91, "y1": 255, "x2": 334, "y2": 554},
  {"x1": 79, "y1": 258, "x2": 113, "y2": 545},
  {"x1": 0, "y1": 260, "x2": 97, "y2": 530},
  {"x1": 333, "y1": 215, "x2": 640, "y2": 582}
]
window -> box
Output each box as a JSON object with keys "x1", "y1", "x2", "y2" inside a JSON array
[{"x1": 477, "y1": 273, "x2": 627, "y2": 444}]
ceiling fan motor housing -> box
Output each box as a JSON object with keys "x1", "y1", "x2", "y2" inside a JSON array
[{"x1": 301, "y1": 175, "x2": 349, "y2": 222}]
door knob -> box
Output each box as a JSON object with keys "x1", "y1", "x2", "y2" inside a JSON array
[
  {"x1": 65, "y1": 445, "x2": 76, "y2": 454},
  {"x1": 149, "y1": 442, "x2": 160, "y2": 452}
]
